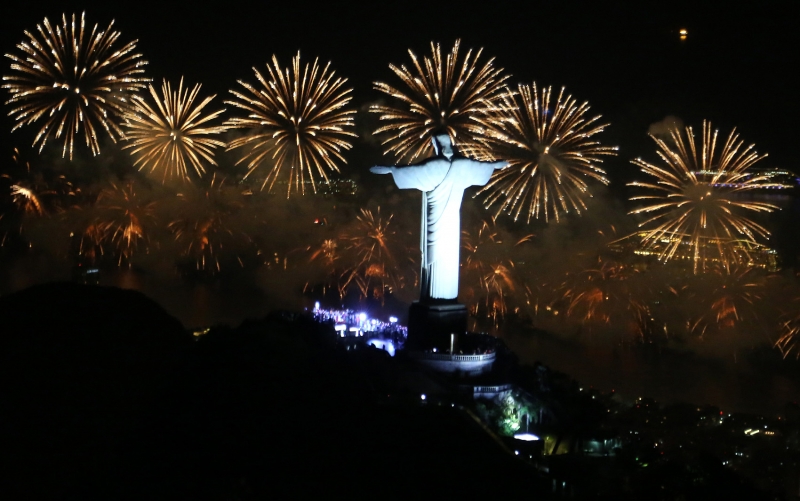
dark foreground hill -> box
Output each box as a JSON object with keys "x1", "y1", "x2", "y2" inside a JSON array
[{"x1": 1, "y1": 283, "x2": 546, "y2": 498}]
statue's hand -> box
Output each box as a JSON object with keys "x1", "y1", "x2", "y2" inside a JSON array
[{"x1": 370, "y1": 166, "x2": 392, "y2": 174}]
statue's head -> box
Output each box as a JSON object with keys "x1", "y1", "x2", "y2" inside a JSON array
[{"x1": 431, "y1": 133, "x2": 454, "y2": 160}]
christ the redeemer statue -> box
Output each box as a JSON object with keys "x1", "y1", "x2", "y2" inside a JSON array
[{"x1": 371, "y1": 134, "x2": 506, "y2": 302}]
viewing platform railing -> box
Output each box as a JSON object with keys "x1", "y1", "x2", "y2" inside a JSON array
[
  {"x1": 410, "y1": 352, "x2": 495, "y2": 362},
  {"x1": 472, "y1": 384, "x2": 512, "y2": 393}
]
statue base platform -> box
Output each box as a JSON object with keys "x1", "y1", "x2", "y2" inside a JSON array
[
  {"x1": 408, "y1": 351, "x2": 496, "y2": 376},
  {"x1": 407, "y1": 301, "x2": 467, "y2": 350}
]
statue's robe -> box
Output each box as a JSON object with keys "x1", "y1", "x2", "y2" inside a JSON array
[{"x1": 387, "y1": 156, "x2": 497, "y2": 300}]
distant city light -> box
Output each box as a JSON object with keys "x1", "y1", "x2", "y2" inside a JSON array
[
  {"x1": 314, "y1": 301, "x2": 320, "y2": 311},
  {"x1": 358, "y1": 312, "x2": 367, "y2": 322},
  {"x1": 420, "y1": 394, "x2": 426, "y2": 401},
  {"x1": 192, "y1": 327, "x2": 211, "y2": 338},
  {"x1": 389, "y1": 316, "x2": 398, "y2": 323},
  {"x1": 513, "y1": 433, "x2": 540, "y2": 441},
  {"x1": 680, "y1": 29, "x2": 688, "y2": 40}
]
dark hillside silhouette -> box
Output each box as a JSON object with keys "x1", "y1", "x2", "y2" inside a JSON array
[{"x1": 1, "y1": 284, "x2": 545, "y2": 498}]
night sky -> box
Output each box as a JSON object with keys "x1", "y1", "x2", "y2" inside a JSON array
[
  {"x1": 2, "y1": 0, "x2": 798, "y2": 175},
  {"x1": 2, "y1": 1, "x2": 799, "y2": 412}
]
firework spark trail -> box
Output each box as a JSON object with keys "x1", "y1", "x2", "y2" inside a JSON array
[
  {"x1": 77, "y1": 220, "x2": 107, "y2": 263},
  {"x1": 777, "y1": 311, "x2": 800, "y2": 359},
  {"x1": 309, "y1": 239, "x2": 339, "y2": 267},
  {"x1": 342, "y1": 208, "x2": 395, "y2": 301},
  {"x1": 226, "y1": 52, "x2": 356, "y2": 197},
  {"x1": 559, "y1": 257, "x2": 653, "y2": 340},
  {"x1": 773, "y1": 274, "x2": 800, "y2": 359},
  {"x1": 461, "y1": 219, "x2": 533, "y2": 326},
  {"x1": 628, "y1": 120, "x2": 786, "y2": 273},
  {"x1": 708, "y1": 274, "x2": 759, "y2": 329},
  {"x1": 0, "y1": 148, "x2": 97, "y2": 255},
  {"x1": 3, "y1": 12, "x2": 149, "y2": 159},
  {"x1": 10, "y1": 185, "x2": 46, "y2": 216},
  {"x1": 339, "y1": 208, "x2": 410, "y2": 303},
  {"x1": 123, "y1": 78, "x2": 227, "y2": 182},
  {"x1": 168, "y1": 174, "x2": 251, "y2": 273},
  {"x1": 94, "y1": 180, "x2": 156, "y2": 263},
  {"x1": 476, "y1": 83, "x2": 618, "y2": 223},
  {"x1": 2, "y1": 148, "x2": 75, "y2": 222},
  {"x1": 305, "y1": 238, "x2": 344, "y2": 298},
  {"x1": 677, "y1": 265, "x2": 766, "y2": 341},
  {"x1": 371, "y1": 39, "x2": 508, "y2": 163}
]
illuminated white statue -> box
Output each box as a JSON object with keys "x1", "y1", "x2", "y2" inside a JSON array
[{"x1": 371, "y1": 134, "x2": 506, "y2": 301}]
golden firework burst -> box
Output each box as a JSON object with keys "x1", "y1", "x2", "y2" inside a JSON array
[
  {"x1": 123, "y1": 78, "x2": 227, "y2": 182},
  {"x1": 226, "y1": 52, "x2": 356, "y2": 196},
  {"x1": 372, "y1": 39, "x2": 508, "y2": 163},
  {"x1": 628, "y1": 120, "x2": 786, "y2": 274},
  {"x1": 477, "y1": 83, "x2": 618, "y2": 223},
  {"x1": 3, "y1": 12, "x2": 149, "y2": 159}
]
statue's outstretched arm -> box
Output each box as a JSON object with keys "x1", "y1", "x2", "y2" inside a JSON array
[
  {"x1": 490, "y1": 160, "x2": 508, "y2": 170},
  {"x1": 370, "y1": 159, "x2": 449, "y2": 191}
]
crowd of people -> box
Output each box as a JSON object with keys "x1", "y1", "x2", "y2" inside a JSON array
[{"x1": 311, "y1": 303, "x2": 407, "y2": 342}]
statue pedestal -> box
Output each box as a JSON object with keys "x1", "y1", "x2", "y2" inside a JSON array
[{"x1": 407, "y1": 301, "x2": 467, "y2": 350}]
